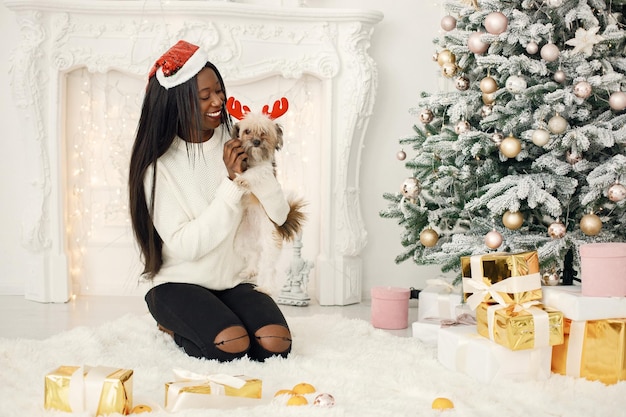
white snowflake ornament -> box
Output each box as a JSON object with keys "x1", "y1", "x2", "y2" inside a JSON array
[{"x1": 565, "y1": 27, "x2": 604, "y2": 56}]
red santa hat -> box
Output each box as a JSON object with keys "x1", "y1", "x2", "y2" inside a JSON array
[{"x1": 148, "y1": 40, "x2": 209, "y2": 89}]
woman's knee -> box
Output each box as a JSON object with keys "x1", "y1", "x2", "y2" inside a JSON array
[
  {"x1": 214, "y1": 325, "x2": 250, "y2": 354},
  {"x1": 254, "y1": 324, "x2": 292, "y2": 354}
]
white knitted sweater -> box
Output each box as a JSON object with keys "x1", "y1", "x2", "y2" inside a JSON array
[{"x1": 144, "y1": 127, "x2": 290, "y2": 290}]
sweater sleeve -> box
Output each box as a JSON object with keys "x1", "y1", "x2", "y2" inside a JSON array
[
  {"x1": 241, "y1": 164, "x2": 290, "y2": 225},
  {"x1": 145, "y1": 166, "x2": 245, "y2": 261}
]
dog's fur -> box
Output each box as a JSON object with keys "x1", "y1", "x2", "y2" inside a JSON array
[{"x1": 232, "y1": 112, "x2": 306, "y2": 291}]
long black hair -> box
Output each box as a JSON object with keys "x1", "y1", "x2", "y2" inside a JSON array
[{"x1": 128, "y1": 61, "x2": 232, "y2": 279}]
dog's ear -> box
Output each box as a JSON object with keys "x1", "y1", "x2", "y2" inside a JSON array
[
  {"x1": 275, "y1": 123, "x2": 284, "y2": 151},
  {"x1": 231, "y1": 123, "x2": 241, "y2": 140}
]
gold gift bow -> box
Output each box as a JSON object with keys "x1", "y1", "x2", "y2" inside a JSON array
[
  {"x1": 486, "y1": 300, "x2": 550, "y2": 348},
  {"x1": 172, "y1": 368, "x2": 247, "y2": 392},
  {"x1": 463, "y1": 253, "x2": 541, "y2": 310},
  {"x1": 68, "y1": 366, "x2": 123, "y2": 414}
]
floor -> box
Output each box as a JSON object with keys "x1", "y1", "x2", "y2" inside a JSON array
[{"x1": 0, "y1": 295, "x2": 418, "y2": 340}]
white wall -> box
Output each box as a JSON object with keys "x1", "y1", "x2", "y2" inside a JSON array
[{"x1": 0, "y1": 0, "x2": 451, "y2": 299}]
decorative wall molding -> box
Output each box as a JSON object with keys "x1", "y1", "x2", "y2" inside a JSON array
[{"x1": 5, "y1": 0, "x2": 382, "y2": 305}]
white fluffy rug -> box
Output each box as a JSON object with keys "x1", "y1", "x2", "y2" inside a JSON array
[{"x1": 1, "y1": 313, "x2": 625, "y2": 417}]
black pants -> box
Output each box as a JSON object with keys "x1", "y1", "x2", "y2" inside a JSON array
[{"x1": 145, "y1": 282, "x2": 290, "y2": 362}]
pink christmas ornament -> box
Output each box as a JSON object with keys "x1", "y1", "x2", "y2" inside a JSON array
[
  {"x1": 540, "y1": 43, "x2": 560, "y2": 62},
  {"x1": 441, "y1": 15, "x2": 457, "y2": 31},
  {"x1": 468, "y1": 32, "x2": 489, "y2": 54},
  {"x1": 485, "y1": 230, "x2": 503, "y2": 249},
  {"x1": 609, "y1": 91, "x2": 626, "y2": 111},
  {"x1": 484, "y1": 11, "x2": 508, "y2": 35}
]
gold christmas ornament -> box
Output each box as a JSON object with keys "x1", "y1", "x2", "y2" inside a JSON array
[
  {"x1": 419, "y1": 109, "x2": 434, "y2": 124},
  {"x1": 484, "y1": 230, "x2": 503, "y2": 249},
  {"x1": 437, "y1": 49, "x2": 456, "y2": 66},
  {"x1": 482, "y1": 93, "x2": 496, "y2": 105},
  {"x1": 548, "y1": 114, "x2": 568, "y2": 134},
  {"x1": 441, "y1": 62, "x2": 458, "y2": 78},
  {"x1": 531, "y1": 129, "x2": 551, "y2": 147},
  {"x1": 502, "y1": 210, "x2": 524, "y2": 230},
  {"x1": 499, "y1": 134, "x2": 522, "y2": 158},
  {"x1": 608, "y1": 182, "x2": 626, "y2": 202},
  {"x1": 420, "y1": 228, "x2": 439, "y2": 247},
  {"x1": 580, "y1": 213, "x2": 602, "y2": 236},
  {"x1": 480, "y1": 76, "x2": 498, "y2": 94},
  {"x1": 548, "y1": 221, "x2": 566, "y2": 239}
]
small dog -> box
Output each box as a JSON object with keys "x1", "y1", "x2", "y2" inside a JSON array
[{"x1": 227, "y1": 98, "x2": 306, "y2": 291}]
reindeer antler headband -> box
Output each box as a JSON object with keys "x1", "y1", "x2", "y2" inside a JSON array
[{"x1": 226, "y1": 97, "x2": 289, "y2": 120}]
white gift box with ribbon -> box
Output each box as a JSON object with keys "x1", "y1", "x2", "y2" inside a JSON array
[
  {"x1": 437, "y1": 325, "x2": 552, "y2": 383},
  {"x1": 417, "y1": 278, "x2": 463, "y2": 322},
  {"x1": 165, "y1": 368, "x2": 267, "y2": 412},
  {"x1": 541, "y1": 285, "x2": 626, "y2": 321},
  {"x1": 412, "y1": 313, "x2": 477, "y2": 347}
]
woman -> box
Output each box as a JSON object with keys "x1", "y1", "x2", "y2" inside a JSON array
[{"x1": 128, "y1": 40, "x2": 292, "y2": 362}]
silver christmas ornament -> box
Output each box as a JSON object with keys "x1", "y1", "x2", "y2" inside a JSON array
[
  {"x1": 455, "y1": 120, "x2": 471, "y2": 134},
  {"x1": 396, "y1": 150, "x2": 406, "y2": 161},
  {"x1": 566, "y1": 151, "x2": 582, "y2": 164},
  {"x1": 484, "y1": 11, "x2": 508, "y2": 35},
  {"x1": 548, "y1": 221, "x2": 566, "y2": 239},
  {"x1": 526, "y1": 41, "x2": 539, "y2": 54},
  {"x1": 481, "y1": 105, "x2": 493, "y2": 118},
  {"x1": 531, "y1": 129, "x2": 551, "y2": 147},
  {"x1": 505, "y1": 75, "x2": 527, "y2": 93},
  {"x1": 491, "y1": 131, "x2": 504, "y2": 146},
  {"x1": 608, "y1": 182, "x2": 626, "y2": 202},
  {"x1": 542, "y1": 270, "x2": 560, "y2": 286},
  {"x1": 573, "y1": 81, "x2": 592, "y2": 99},
  {"x1": 548, "y1": 114, "x2": 568, "y2": 134},
  {"x1": 553, "y1": 70, "x2": 566, "y2": 83},
  {"x1": 419, "y1": 109, "x2": 434, "y2": 124},
  {"x1": 540, "y1": 43, "x2": 560, "y2": 62},
  {"x1": 313, "y1": 393, "x2": 336, "y2": 408},
  {"x1": 401, "y1": 177, "x2": 421, "y2": 200},
  {"x1": 455, "y1": 76, "x2": 470, "y2": 91},
  {"x1": 547, "y1": 0, "x2": 564, "y2": 6}
]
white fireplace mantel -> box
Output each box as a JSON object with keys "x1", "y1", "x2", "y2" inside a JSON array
[{"x1": 5, "y1": 0, "x2": 382, "y2": 305}]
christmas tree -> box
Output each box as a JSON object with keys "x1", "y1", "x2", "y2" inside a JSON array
[{"x1": 381, "y1": 0, "x2": 626, "y2": 284}]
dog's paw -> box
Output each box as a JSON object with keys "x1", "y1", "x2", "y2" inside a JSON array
[
  {"x1": 234, "y1": 174, "x2": 250, "y2": 189},
  {"x1": 239, "y1": 268, "x2": 258, "y2": 280}
]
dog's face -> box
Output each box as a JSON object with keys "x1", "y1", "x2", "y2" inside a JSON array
[{"x1": 232, "y1": 112, "x2": 283, "y2": 165}]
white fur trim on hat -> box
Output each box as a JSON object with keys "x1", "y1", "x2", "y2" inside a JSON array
[{"x1": 155, "y1": 47, "x2": 209, "y2": 89}]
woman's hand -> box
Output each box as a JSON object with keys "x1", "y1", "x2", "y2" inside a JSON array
[{"x1": 223, "y1": 138, "x2": 248, "y2": 180}]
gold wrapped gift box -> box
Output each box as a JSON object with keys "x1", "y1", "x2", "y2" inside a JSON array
[
  {"x1": 44, "y1": 365, "x2": 133, "y2": 415},
  {"x1": 461, "y1": 251, "x2": 542, "y2": 305},
  {"x1": 476, "y1": 302, "x2": 564, "y2": 350},
  {"x1": 552, "y1": 318, "x2": 626, "y2": 385},
  {"x1": 165, "y1": 375, "x2": 262, "y2": 411}
]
